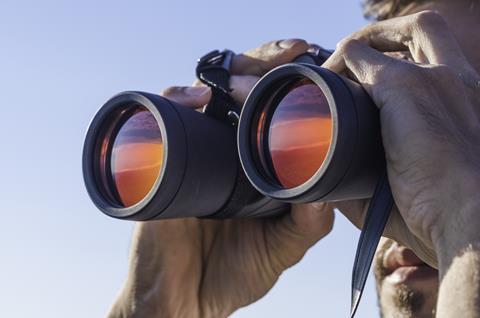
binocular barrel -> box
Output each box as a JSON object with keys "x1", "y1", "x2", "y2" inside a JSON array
[
  {"x1": 238, "y1": 63, "x2": 383, "y2": 203},
  {"x1": 83, "y1": 62, "x2": 383, "y2": 221},
  {"x1": 82, "y1": 92, "x2": 288, "y2": 220}
]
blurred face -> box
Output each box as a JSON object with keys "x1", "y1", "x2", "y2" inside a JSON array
[{"x1": 374, "y1": 238, "x2": 439, "y2": 317}]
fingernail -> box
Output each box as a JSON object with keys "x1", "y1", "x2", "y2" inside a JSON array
[
  {"x1": 279, "y1": 38, "x2": 304, "y2": 49},
  {"x1": 185, "y1": 86, "x2": 210, "y2": 96}
]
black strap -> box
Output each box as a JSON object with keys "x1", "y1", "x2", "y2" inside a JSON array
[
  {"x1": 293, "y1": 45, "x2": 392, "y2": 317},
  {"x1": 196, "y1": 49, "x2": 240, "y2": 126},
  {"x1": 350, "y1": 167, "x2": 394, "y2": 317},
  {"x1": 196, "y1": 49, "x2": 258, "y2": 218}
]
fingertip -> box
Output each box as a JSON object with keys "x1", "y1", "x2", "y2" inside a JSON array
[{"x1": 160, "y1": 86, "x2": 211, "y2": 108}]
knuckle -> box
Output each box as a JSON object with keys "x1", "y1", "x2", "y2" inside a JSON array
[
  {"x1": 336, "y1": 38, "x2": 362, "y2": 56},
  {"x1": 251, "y1": 39, "x2": 281, "y2": 57},
  {"x1": 264, "y1": 39, "x2": 281, "y2": 51},
  {"x1": 397, "y1": 62, "x2": 424, "y2": 80},
  {"x1": 373, "y1": 62, "x2": 425, "y2": 102},
  {"x1": 412, "y1": 10, "x2": 447, "y2": 30},
  {"x1": 350, "y1": 25, "x2": 372, "y2": 41},
  {"x1": 160, "y1": 86, "x2": 181, "y2": 97},
  {"x1": 381, "y1": 60, "x2": 420, "y2": 83}
]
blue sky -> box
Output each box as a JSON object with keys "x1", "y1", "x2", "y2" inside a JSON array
[{"x1": 0, "y1": 0, "x2": 381, "y2": 316}]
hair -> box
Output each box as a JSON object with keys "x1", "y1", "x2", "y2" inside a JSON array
[{"x1": 362, "y1": 0, "x2": 428, "y2": 20}]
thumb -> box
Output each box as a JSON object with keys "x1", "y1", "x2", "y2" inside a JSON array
[{"x1": 263, "y1": 202, "x2": 334, "y2": 274}]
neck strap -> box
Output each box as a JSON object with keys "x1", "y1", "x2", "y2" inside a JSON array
[{"x1": 350, "y1": 167, "x2": 393, "y2": 317}]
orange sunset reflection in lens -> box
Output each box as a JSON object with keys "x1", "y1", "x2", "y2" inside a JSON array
[
  {"x1": 268, "y1": 79, "x2": 332, "y2": 188},
  {"x1": 111, "y1": 108, "x2": 163, "y2": 207}
]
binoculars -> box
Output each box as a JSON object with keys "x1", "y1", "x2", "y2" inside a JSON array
[{"x1": 82, "y1": 50, "x2": 383, "y2": 221}]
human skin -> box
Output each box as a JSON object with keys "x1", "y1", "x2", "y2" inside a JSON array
[
  {"x1": 361, "y1": 2, "x2": 480, "y2": 317},
  {"x1": 374, "y1": 238, "x2": 439, "y2": 317},
  {"x1": 331, "y1": 0, "x2": 480, "y2": 270},
  {"x1": 323, "y1": 7, "x2": 480, "y2": 318},
  {"x1": 107, "y1": 40, "x2": 336, "y2": 318},
  {"x1": 109, "y1": 1, "x2": 480, "y2": 317}
]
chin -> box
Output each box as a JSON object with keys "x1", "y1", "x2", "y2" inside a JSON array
[{"x1": 378, "y1": 278, "x2": 438, "y2": 318}]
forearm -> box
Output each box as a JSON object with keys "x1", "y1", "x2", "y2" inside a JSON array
[{"x1": 435, "y1": 201, "x2": 480, "y2": 317}]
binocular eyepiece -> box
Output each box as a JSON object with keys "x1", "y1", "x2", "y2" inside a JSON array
[{"x1": 82, "y1": 56, "x2": 382, "y2": 221}]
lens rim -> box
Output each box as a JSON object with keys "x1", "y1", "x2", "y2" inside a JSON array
[
  {"x1": 238, "y1": 63, "x2": 357, "y2": 202},
  {"x1": 83, "y1": 91, "x2": 187, "y2": 220}
]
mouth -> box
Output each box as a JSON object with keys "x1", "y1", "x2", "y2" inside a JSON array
[
  {"x1": 382, "y1": 241, "x2": 438, "y2": 285},
  {"x1": 386, "y1": 264, "x2": 438, "y2": 285}
]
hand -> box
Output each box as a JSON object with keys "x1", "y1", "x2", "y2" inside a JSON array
[
  {"x1": 163, "y1": 38, "x2": 316, "y2": 106},
  {"x1": 108, "y1": 39, "x2": 335, "y2": 318},
  {"x1": 323, "y1": 11, "x2": 480, "y2": 270}
]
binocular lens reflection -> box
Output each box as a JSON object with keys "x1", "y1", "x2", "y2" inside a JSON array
[
  {"x1": 109, "y1": 107, "x2": 164, "y2": 207},
  {"x1": 264, "y1": 78, "x2": 333, "y2": 188}
]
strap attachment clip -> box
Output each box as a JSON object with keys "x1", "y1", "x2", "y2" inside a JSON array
[{"x1": 196, "y1": 49, "x2": 239, "y2": 126}]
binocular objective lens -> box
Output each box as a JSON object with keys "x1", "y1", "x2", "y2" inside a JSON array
[
  {"x1": 110, "y1": 107, "x2": 164, "y2": 207},
  {"x1": 266, "y1": 79, "x2": 333, "y2": 188}
]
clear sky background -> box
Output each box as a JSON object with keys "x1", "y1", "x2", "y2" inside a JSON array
[{"x1": 0, "y1": 0, "x2": 382, "y2": 317}]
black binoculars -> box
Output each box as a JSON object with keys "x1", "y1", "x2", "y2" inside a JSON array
[{"x1": 82, "y1": 49, "x2": 383, "y2": 221}]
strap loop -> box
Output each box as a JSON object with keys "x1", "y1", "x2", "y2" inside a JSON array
[{"x1": 196, "y1": 49, "x2": 240, "y2": 125}]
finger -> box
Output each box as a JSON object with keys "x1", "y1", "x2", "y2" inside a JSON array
[
  {"x1": 334, "y1": 199, "x2": 369, "y2": 230},
  {"x1": 334, "y1": 199, "x2": 406, "y2": 246},
  {"x1": 263, "y1": 202, "x2": 334, "y2": 273},
  {"x1": 334, "y1": 199, "x2": 402, "y2": 254},
  {"x1": 229, "y1": 75, "x2": 260, "y2": 106},
  {"x1": 324, "y1": 39, "x2": 412, "y2": 106},
  {"x1": 348, "y1": 11, "x2": 478, "y2": 80},
  {"x1": 231, "y1": 39, "x2": 309, "y2": 76},
  {"x1": 160, "y1": 86, "x2": 212, "y2": 108},
  {"x1": 336, "y1": 198, "x2": 439, "y2": 268}
]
